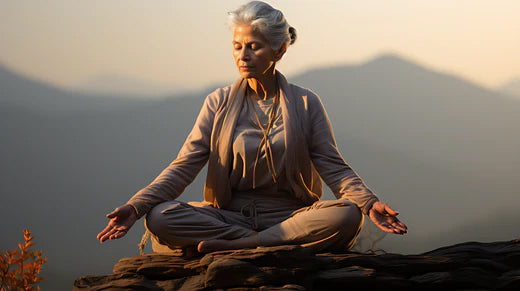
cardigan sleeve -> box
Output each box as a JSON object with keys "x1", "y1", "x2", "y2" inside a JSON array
[
  {"x1": 306, "y1": 89, "x2": 379, "y2": 215},
  {"x1": 126, "y1": 89, "x2": 222, "y2": 219}
]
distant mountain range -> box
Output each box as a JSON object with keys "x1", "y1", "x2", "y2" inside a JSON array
[
  {"x1": 0, "y1": 63, "x2": 149, "y2": 114},
  {"x1": 73, "y1": 74, "x2": 190, "y2": 98},
  {"x1": 498, "y1": 78, "x2": 520, "y2": 98},
  {"x1": 1, "y1": 54, "x2": 519, "y2": 290}
]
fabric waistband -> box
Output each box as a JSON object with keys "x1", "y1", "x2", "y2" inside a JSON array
[{"x1": 225, "y1": 189, "x2": 306, "y2": 213}]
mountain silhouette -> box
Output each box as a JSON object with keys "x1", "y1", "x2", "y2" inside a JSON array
[
  {"x1": 74, "y1": 74, "x2": 190, "y2": 98},
  {"x1": 0, "y1": 62, "x2": 149, "y2": 114},
  {"x1": 498, "y1": 77, "x2": 520, "y2": 98},
  {"x1": 1, "y1": 54, "x2": 519, "y2": 289}
]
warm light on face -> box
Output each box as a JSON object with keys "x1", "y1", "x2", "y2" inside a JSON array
[{"x1": 232, "y1": 25, "x2": 278, "y2": 80}]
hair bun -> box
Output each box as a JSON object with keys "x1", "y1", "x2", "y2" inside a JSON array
[{"x1": 288, "y1": 26, "x2": 297, "y2": 45}]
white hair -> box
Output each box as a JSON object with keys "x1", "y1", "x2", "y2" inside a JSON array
[{"x1": 228, "y1": 1, "x2": 297, "y2": 51}]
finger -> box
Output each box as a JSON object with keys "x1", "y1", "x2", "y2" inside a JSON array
[
  {"x1": 97, "y1": 224, "x2": 113, "y2": 240},
  {"x1": 391, "y1": 220, "x2": 407, "y2": 232},
  {"x1": 375, "y1": 221, "x2": 395, "y2": 233},
  {"x1": 392, "y1": 225, "x2": 406, "y2": 234},
  {"x1": 100, "y1": 228, "x2": 118, "y2": 242},
  {"x1": 393, "y1": 228, "x2": 405, "y2": 235},
  {"x1": 384, "y1": 204, "x2": 399, "y2": 216},
  {"x1": 396, "y1": 225, "x2": 407, "y2": 234},
  {"x1": 109, "y1": 230, "x2": 127, "y2": 240},
  {"x1": 97, "y1": 227, "x2": 108, "y2": 240},
  {"x1": 378, "y1": 218, "x2": 406, "y2": 235},
  {"x1": 392, "y1": 218, "x2": 408, "y2": 230},
  {"x1": 101, "y1": 229, "x2": 117, "y2": 242},
  {"x1": 396, "y1": 221, "x2": 408, "y2": 232},
  {"x1": 393, "y1": 225, "x2": 407, "y2": 234},
  {"x1": 115, "y1": 225, "x2": 130, "y2": 232},
  {"x1": 383, "y1": 227, "x2": 396, "y2": 234},
  {"x1": 391, "y1": 221, "x2": 407, "y2": 234},
  {"x1": 387, "y1": 216, "x2": 406, "y2": 230},
  {"x1": 109, "y1": 224, "x2": 131, "y2": 239},
  {"x1": 106, "y1": 208, "x2": 120, "y2": 219}
]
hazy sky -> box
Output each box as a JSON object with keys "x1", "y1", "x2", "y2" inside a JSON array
[{"x1": 1, "y1": 0, "x2": 519, "y2": 91}]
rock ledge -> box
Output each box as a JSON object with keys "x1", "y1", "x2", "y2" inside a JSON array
[{"x1": 74, "y1": 239, "x2": 520, "y2": 290}]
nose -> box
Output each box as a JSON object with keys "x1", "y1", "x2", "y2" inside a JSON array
[{"x1": 237, "y1": 47, "x2": 250, "y2": 61}]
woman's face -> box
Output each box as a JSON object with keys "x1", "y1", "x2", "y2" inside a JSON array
[{"x1": 232, "y1": 25, "x2": 281, "y2": 80}]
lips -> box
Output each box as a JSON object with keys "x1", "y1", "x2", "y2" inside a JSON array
[{"x1": 239, "y1": 65, "x2": 253, "y2": 70}]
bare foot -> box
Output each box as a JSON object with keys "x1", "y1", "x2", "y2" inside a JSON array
[
  {"x1": 197, "y1": 240, "x2": 231, "y2": 253},
  {"x1": 198, "y1": 233, "x2": 260, "y2": 253}
]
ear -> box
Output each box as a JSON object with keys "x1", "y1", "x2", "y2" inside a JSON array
[{"x1": 274, "y1": 43, "x2": 287, "y2": 62}]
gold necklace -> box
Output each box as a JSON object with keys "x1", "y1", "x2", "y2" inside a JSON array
[{"x1": 246, "y1": 86, "x2": 279, "y2": 188}]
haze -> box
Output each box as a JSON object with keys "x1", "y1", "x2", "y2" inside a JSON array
[
  {"x1": 0, "y1": 0, "x2": 519, "y2": 93},
  {"x1": 1, "y1": 1, "x2": 520, "y2": 289}
]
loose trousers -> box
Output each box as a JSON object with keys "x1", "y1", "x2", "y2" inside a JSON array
[{"x1": 145, "y1": 194, "x2": 364, "y2": 253}]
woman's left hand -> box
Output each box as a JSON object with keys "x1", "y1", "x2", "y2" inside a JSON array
[{"x1": 368, "y1": 201, "x2": 408, "y2": 235}]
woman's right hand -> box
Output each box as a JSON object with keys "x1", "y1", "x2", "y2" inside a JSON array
[{"x1": 97, "y1": 204, "x2": 138, "y2": 243}]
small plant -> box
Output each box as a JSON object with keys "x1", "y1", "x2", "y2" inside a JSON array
[{"x1": 0, "y1": 229, "x2": 47, "y2": 291}]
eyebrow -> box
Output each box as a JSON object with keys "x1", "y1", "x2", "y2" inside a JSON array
[{"x1": 232, "y1": 40, "x2": 260, "y2": 45}]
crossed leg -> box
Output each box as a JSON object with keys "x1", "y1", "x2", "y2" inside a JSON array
[
  {"x1": 145, "y1": 199, "x2": 363, "y2": 254},
  {"x1": 200, "y1": 199, "x2": 363, "y2": 252},
  {"x1": 145, "y1": 200, "x2": 256, "y2": 251}
]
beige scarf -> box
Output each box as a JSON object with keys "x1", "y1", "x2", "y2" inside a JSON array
[{"x1": 204, "y1": 71, "x2": 322, "y2": 208}]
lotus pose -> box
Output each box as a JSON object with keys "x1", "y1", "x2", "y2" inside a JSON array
[{"x1": 97, "y1": 1, "x2": 407, "y2": 254}]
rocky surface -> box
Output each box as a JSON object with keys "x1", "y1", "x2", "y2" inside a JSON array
[{"x1": 74, "y1": 239, "x2": 520, "y2": 290}]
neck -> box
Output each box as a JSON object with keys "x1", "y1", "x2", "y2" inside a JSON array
[{"x1": 246, "y1": 69, "x2": 277, "y2": 100}]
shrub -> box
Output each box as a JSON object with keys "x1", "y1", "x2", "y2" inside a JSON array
[{"x1": 0, "y1": 229, "x2": 47, "y2": 291}]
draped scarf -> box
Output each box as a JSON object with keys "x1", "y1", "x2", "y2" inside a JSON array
[{"x1": 204, "y1": 71, "x2": 322, "y2": 208}]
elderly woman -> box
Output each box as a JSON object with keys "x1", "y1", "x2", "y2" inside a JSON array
[{"x1": 97, "y1": 1, "x2": 407, "y2": 254}]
